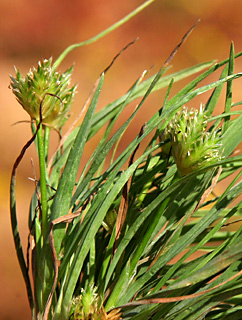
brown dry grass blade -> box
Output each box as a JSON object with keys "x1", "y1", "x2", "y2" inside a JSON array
[
  {"x1": 164, "y1": 19, "x2": 200, "y2": 67},
  {"x1": 102, "y1": 37, "x2": 138, "y2": 74},
  {"x1": 118, "y1": 269, "x2": 242, "y2": 307},
  {"x1": 192, "y1": 166, "x2": 222, "y2": 213},
  {"x1": 10, "y1": 115, "x2": 43, "y2": 309}
]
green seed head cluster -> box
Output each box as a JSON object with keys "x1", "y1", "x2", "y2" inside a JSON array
[
  {"x1": 163, "y1": 106, "x2": 222, "y2": 176},
  {"x1": 71, "y1": 285, "x2": 99, "y2": 319},
  {"x1": 10, "y1": 58, "x2": 77, "y2": 129},
  {"x1": 70, "y1": 285, "x2": 122, "y2": 320}
]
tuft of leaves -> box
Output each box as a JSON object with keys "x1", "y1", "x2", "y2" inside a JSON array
[{"x1": 9, "y1": 5, "x2": 242, "y2": 320}]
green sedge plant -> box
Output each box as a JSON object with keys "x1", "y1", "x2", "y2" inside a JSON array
[{"x1": 9, "y1": 1, "x2": 242, "y2": 319}]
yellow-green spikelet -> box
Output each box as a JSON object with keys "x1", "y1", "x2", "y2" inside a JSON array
[
  {"x1": 163, "y1": 106, "x2": 222, "y2": 176},
  {"x1": 10, "y1": 58, "x2": 77, "y2": 129},
  {"x1": 70, "y1": 285, "x2": 122, "y2": 320}
]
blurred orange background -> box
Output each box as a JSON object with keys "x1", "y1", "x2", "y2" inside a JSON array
[{"x1": 1, "y1": 0, "x2": 242, "y2": 319}]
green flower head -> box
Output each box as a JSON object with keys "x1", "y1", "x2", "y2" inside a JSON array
[
  {"x1": 70, "y1": 284, "x2": 122, "y2": 319},
  {"x1": 163, "y1": 106, "x2": 222, "y2": 176},
  {"x1": 10, "y1": 58, "x2": 77, "y2": 129}
]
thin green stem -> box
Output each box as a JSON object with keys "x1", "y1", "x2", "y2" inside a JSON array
[
  {"x1": 44, "y1": 126, "x2": 50, "y2": 163},
  {"x1": 53, "y1": 0, "x2": 157, "y2": 69},
  {"x1": 36, "y1": 122, "x2": 48, "y2": 239}
]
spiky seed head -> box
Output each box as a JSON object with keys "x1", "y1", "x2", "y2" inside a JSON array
[
  {"x1": 10, "y1": 58, "x2": 77, "y2": 129},
  {"x1": 70, "y1": 285, "x2": 122, "y2": 320},
  {"x1": 163, "y1": 106, "x2": 222, "y2": 176}
]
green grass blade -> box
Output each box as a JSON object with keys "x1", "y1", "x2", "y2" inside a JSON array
[
  {"x1": 105, "y1": 198, "x2": 169, "y2": 309},
  {"x1": 223, "y1": 42, "x2": 235, "y2": 133},
  {"x1": 10, "y1": 173, "x2": 34, "y2": 309},
  {"x1": 221, "y1": 114, "x2": 242, "y2": 158},
  {"x1": 53, "y1": 0, "x2": 158, "y2": 68},
  {"x1": 71, "y1": 72, "x2": 146, "y2": 206},
  {"x1": 92, "y1": 51, "x2": 242, "y2": 141},
  {"x1": 204, "y1": 64, "x2": 228, "y2": 116},
  {"x1": 50, "y1": 74, "x2": 104, "y2": 254},
  {"x1": 165, "y1": 73, "x2": 242, "y2": 121},
  {"x1": 166, "y1": 238, "x2": 242, "y2": 292},
  {"x1": 71, "y1": 63, "x2": 167, "y2": 210},
  {"x1": 89, "y1": 61, "x2": 214, "y2": 139}
]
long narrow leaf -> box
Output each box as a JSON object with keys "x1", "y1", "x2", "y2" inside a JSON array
[{"x1": 50, "y1": 74, "x2": 104, "y2": 254}]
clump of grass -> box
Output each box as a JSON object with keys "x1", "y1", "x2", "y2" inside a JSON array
[{"x1": 9, "y1": 1, "x2": 242, "y2": 319}]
